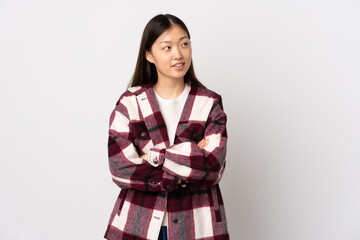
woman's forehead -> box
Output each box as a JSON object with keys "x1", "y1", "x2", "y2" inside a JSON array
[{"x1": 155, "y1": 25, "x2": 189, "y2": 44}]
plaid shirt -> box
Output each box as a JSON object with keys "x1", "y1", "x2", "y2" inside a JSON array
[{"x1": 104, "y1": 81, "x2": 229, "y2": 240}]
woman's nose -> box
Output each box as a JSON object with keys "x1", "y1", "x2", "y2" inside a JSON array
[{"x1": 173, "y1": 47, "x2": 183, "y2": 59}]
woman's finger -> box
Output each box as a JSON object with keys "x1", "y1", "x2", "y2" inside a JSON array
[
  {"x1": 197, "y1": 138, "x2": 210, "y2": 149},
  {"x1": 197, "y1": 139, "x2": 204, "y2": 148}
]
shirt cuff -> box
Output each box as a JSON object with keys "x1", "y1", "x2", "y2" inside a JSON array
[
  {"x1": 160, "y1": 171, "x2": 179, "y2": 192},
  {"x1": 147, "y1": 148, "x2": 165, "y2": 167}
]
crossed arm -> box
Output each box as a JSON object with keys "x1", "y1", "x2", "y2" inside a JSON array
[
  {"x1": 108, "y1": 96, "x2": 227, "y2": 192},
  {"x1": 140, "y1": 138, "x2": 209, "y2": 161},
  {"x1": 140, "y1": 138, "x2": 210, "y2": 187}
]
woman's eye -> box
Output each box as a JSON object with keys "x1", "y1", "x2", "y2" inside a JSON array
[
  {"x1": 163, "y1": 46, "x2": 171, "y2": 50},
  {"x1": 182, "y1": 42, "x2": 189, "y2": 47}
]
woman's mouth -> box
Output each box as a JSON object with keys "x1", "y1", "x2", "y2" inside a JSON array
[
  {"x1": 172, "y1": 62, "x2": 185, "y2": 69},
  {"x1": 172, "y1": 63, "x2": 185, "y2": 67}
]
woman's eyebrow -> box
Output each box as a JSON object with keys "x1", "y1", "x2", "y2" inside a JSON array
[
  {"x1": 179, "y1": 36, "x2": 189, "y2": 40},
  {"x1": 159, "y1": 36, "x2": 189, "y2": 44}
]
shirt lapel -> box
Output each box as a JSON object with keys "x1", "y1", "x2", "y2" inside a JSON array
[{"x1": 177, "y1": 82, "x2": 197, "y2": 124}]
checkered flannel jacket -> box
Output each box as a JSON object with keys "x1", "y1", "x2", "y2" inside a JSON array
[{"x1": 104, "y1": 81, "x2": 229, "y2": 240}]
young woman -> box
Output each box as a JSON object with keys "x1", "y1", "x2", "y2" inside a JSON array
[{"x1": 104, "y1": 14, "x2": 229, "y2": 240}]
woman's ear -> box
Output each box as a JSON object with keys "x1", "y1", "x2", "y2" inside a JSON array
[{"x1": 145, "y1": 50, "x2": 154, "y2": 64}]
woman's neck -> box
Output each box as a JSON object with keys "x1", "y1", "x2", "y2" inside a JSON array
[{"x1": 153, "y1": 79, "x2": 186, "y2": 99}]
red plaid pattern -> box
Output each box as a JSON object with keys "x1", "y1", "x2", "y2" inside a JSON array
[{"x1": 105, "y1": 82, "x2": 229, "y2": 240}]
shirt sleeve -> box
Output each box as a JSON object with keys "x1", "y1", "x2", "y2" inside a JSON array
[
  {"x1": 148, "y1": 95, "x2": 227, "y2": 188},
  {"x1": 107, "y1": 98, "x2": 172, "y2": 192}
]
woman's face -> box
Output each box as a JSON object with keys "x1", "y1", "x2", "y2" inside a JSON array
[{"x1": 146, "y1": 25, "x2": 192, "y2": 84}]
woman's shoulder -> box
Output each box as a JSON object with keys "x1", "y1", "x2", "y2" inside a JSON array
[
  {"x1": 192, "y1": 83, "x2": 222, "y2": 101},
  {"x1": 118, "y1": 84, "x2": 151, "y2": 99},
  {"x1": 123, "y1": 84, "x2": 151, "y2": 97},
  {"x1": 114, "y1": 84, "x2": 151, "y2": 107},
  {"x1": 127, "y1": 84, "x2": 152, "y2": 95}
]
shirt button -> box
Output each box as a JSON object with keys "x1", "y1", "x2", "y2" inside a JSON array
[
  {"x1": 153, "y1": 157, "x2": 159, "y2": 164},
  {"x1": 173, "y1": 218, "x2": 178, "y2": 223},
  {"x1": 140, "y1": 132, "x2": 146, "y2": 137},
  {"x1": 166, "y1": 184, "x2": 172, "y2": 190}
]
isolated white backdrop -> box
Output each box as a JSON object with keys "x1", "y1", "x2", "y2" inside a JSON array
[{"x1": 1, "y1": 0, "x2": 360, "y2": 239}]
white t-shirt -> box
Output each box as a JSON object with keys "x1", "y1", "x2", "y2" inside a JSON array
[
  {"x1": 154, "y1": 83, "x2": 190, "y2": 226},
  {"x1": 154, "y1": 83, "x2": 191, "y2": 146}
]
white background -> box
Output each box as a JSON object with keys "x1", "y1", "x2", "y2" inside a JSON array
[{"x1": 1, "y1": 0, "x2": 360, "y2": 239}]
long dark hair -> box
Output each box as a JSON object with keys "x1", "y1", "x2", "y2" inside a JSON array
[{"x1": 129, "y1": 14, "x2": 204, "y2": 88}]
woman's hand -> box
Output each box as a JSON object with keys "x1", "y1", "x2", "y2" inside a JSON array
[
  {"x1": 140, "y1": 153, "x2": 148, "y2": 161},
  {"x1": 197, "y1": 138, "x2": 209, "y2": 149}
]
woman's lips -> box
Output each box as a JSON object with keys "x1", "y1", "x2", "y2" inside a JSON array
[{"x1": 172, "y1": 62, "x2": 185, "y2": 69}]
